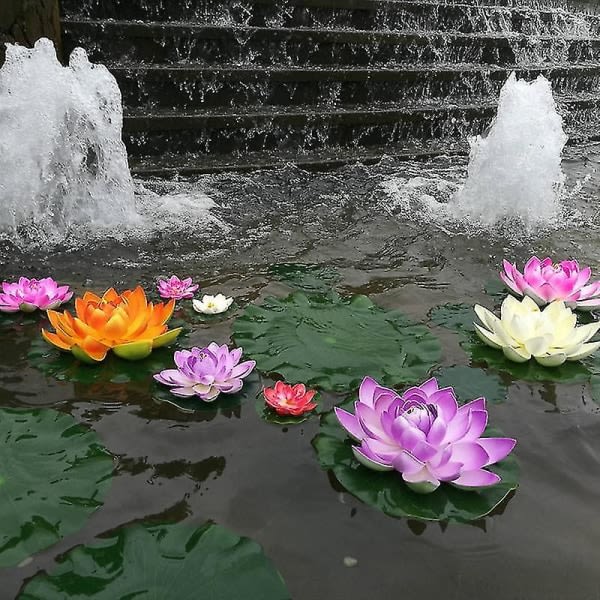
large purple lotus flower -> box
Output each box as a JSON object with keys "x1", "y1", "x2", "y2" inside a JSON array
[
  {"x1": 154, "y1": 343, "x2": 255, "y2": 401},
  {"x1": 157, "y1": 276, "x2": 199, "y2": 300},
  {"x1": 335, "y1": 377, "x2": 516, "y2": 494},
  {"x1": 501, "y1": 256, "x2": 600, "y2": 311},
  {"x1": 0, "y1": 277, "x2": 72, "y2": 313}
]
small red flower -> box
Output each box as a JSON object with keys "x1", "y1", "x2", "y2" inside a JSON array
[{"x1": 263, "y1": 381, "x2": 317, "y2": 416}]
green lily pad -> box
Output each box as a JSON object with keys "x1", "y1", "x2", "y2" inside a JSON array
[
  {"x1": 233, "y1": 292, "x2": 441, "y2": 392},
  {"x1": 153, "y1": 373, "x2": 261, "y2": 414},
  {"x1": 20, "y1": 521, "x2": 290, "y2": 599},
  {"x1": 462, "y1": 333, "x2": 592, "y2": 385},
  {"x1": 0, "y1": 408, "x2": 113, "y2": 567},
  {"x1": 433, "y1": 365, "x2": 508, "y2": 404},
  {"x1": 484, "y1": 278, "x2": 509, "y2": 300},
  {"x1": 428, "y1": 303, "x2": 474, "y2": 334},
  {"x1": 312, "y1": 399, "x2": 519, "y2": 523},
  {"x1": 28, "y1": 337, "x2": 179, "y2": 385},
  {"x1": 269, "y1": 263, "x2": 340, "y2": 293}
]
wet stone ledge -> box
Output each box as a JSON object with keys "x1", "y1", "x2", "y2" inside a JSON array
[{"x1": 0, "y1": 0, "x2": 61, "y2": 65}]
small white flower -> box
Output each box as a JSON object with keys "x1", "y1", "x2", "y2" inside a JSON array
[
  {"x1": 192, "y1": 294, "x2": 233, "y2": 315},
  {"x1": 474, "y1": 295, "x2": 600, "y2": 367}
]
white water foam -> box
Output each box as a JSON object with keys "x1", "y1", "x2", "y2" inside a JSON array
[
  {"x1": 0, "y1": 39, "x2": 138, "y2": 245},
  {"x1": 0, "y1": 39, "x2": 225, "y2": 248},
  {"x1": 379, "y1": 73, "x2": 570, "y2": 234}
]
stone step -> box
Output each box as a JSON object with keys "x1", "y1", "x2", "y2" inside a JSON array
[
  {"x1": 59, "y1": 0, "x2": 600, "y2": 36},
  {"x1": 120, "y1": 95, "x2": 599, "y2": 157},
  {"x1": 61, "y1": 20, "x2": 600, "y2": 67},
  {"x1": 121, "y1": 102, "x2": 497, "y2": 156},
  {"x1": 111, "y1": 62, "x2": 600, "y2": 111},
  {"x1": 128, "y1": 140, "x2": 469, "y2": 175}
]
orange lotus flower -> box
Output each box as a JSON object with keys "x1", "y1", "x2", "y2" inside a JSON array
[{"x1": 42, "y1": 286, "x2": 182, "y2": 363}]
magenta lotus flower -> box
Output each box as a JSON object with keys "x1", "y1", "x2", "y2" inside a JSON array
[
  {"x1": 154, "y1": 343, "x2": 255, "y2": 401},
  {"x1": 0, "y1": 277, "x2": 72, "y2": 313},
  {"x1": 335, "y1": 377, "x2": 516, "y2": 494},
  {"x1": 157, "y1": 276, "x2": 199, "y2": 300},
  {"x1": 501, "y1": 257, "x2": 600, "y2": 311}
]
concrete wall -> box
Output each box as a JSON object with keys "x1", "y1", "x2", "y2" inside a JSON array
[{"x1": 0, "y1": 0, "x2": 61, "y2": 65}]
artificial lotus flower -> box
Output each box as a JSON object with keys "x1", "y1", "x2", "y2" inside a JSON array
[
  {"x1": 474, "y1": 295, "x2": 600, "y2": 367},
  {"x1": 0, "y1": 277, "x2": 72, "y2": 313},
  {"x1": 264, "y1": 381, "x2": 318, "y2": 416},
  {"x1": 501, "y1": 256, "x2": 600, "y2": 311},
  {"x1": 192, "y1": 294, "x2": 233, "y2": 315},
  {"x1": 335, "y1": 377, "x2": 515, "y2": 494},
  {"x1": 157, "y1": 275, "x2": 199, "y2": 300},
  {"x1": 42, "y1": 286, "x2": 181, "y2": 363},
  {"x1": 154, "y1": 343, "x2": 255, "y2": 401}
]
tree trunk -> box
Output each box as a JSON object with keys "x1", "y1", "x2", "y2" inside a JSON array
[{"x1": 0, "y1": 0, "x2": 61, "y2": 65}]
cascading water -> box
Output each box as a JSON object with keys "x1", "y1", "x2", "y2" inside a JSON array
[
  {"x1": 453, "y1": 73, "x2": 568, "y2": 229},
  {"x1": 0, "y1": 38, "x2": 138, "y2": 245}
]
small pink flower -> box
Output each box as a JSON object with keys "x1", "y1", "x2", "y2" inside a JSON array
[
  {"x1": 157, "y1": 276, "x2": 199, "y2": 300},
  {"x1": 0, "y1": 277, "x2": 72, "y2": 313},
  {"x1": 501, "y1": 257, "x2": 600, "y2": 311},
  {"x1": 264, "y1": 382, "x2": 318, "y2": 416}
]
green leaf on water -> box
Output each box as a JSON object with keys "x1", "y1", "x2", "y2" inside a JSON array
[
  {"x1": 433, "y1": 365, "x2": 508, "y2": 404},
  {"x1": 20, "y1": 521, "x2": 290, "y2": 600},
  {"x1": 428, "y1": 303, "x2": 474, "y2": 334},
  {"x1": 233, "y1": 291, "x2": 442, "y2": 392},
  {"x1": 0, "y1": 408, "x2": 113, "y2": 567},
  {"x1": 268, "y1": 263, "x2": 340, "y2": 293}
]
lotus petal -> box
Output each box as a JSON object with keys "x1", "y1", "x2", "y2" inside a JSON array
[
  {"x1": 113, "y1": 341, "x2": 153, "y2": 361},
  {"x1": 451, "y1": 469, "x2": 501, "y2": 488},
  {"x1": 352, "y1": 446, "x2": 393, "y2": 471},
  {"x1": 152, "y1": 327, "x2": 182, "y2": 348},
  {"x1": 335, "y1": 407, "x2": 363, "y2": 441},
  {"x1": 566, "y1": 341, "x2": 600, "y2": 361},
  {"x1": 535, "y1": 352, "x2": 568, "y2": 367}
]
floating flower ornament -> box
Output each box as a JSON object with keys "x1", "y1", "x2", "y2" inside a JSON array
[
  {"x1": 474, "y1": 295, "x2": 600, "y2": 366},
  {"x1": 192, "y1": 294, "x2": 233, "y2": 315},
  {"x1": 335, "y1": 377, "x2": 515, "y2": 494},
  {"x1": 154, "y1": 343, "x2": 255, "y2": 401},
  {"x1": 42, "y1": 286, "x2": 181, "y2": 363},
  {"x1": 157, "y1": 276, "x2": 199, "y2": 300},
  {"x1": 0, "y1": 277, "x2": 72, "y2": 313},
  {"x1": 264, "y1": 382, "x2": 317, "y2": 416},
  {"x1": 501, "y1": 256, "x2": 600, "y2": 310}
]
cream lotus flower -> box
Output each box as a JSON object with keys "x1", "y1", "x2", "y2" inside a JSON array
[
  {"x1": 474, "y1": 295, "x2": 600, "y2": 367},
  {"x1": 192, "y1": 294, "x2": 233, "y2": 315}
]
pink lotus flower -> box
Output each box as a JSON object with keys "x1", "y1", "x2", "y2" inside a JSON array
[
  {"x1": 501, "y1": 257, "x2": 600, "y2": 311},
  {"x1": 0, "y1": 277, "x2": 72, "y2": 313},
  {"x1": 335, "y1": 376, "x2": 516, "y2": 494},
  {"x1": 264, "y1": 382, "x2": 318, "y2": 416},
  {"x1": 157, "y1": 276, "x2": 199, "y2": 300},
  {"x1": 154, "y1": 343, "x2": 255, "y2": 401}
]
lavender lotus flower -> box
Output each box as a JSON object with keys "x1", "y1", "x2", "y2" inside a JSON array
[
  {"x1": 335, "y1": 377, "x2": 516, "y2": 494},
  {"x1": 157, "y1": 276, "x2": 199, "y2": 300},
  {"x1": 154, "y1": 343, "x2": 255, "y2": 401},
  {"x1": 501, "y1": 257, "x2": 600, "y2": 310},
  {"x1": 0, "y1": 277, "x2": 72, "y2": 313}
]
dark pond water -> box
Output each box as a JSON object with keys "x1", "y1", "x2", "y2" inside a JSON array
[{"x1": 3, "y1": 147, "x2": 600, "y2": 599}]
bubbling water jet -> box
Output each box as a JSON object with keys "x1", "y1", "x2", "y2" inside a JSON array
[
  {"x1": 0, "y1": 38, "x2": 138, "y2": 246},
  {"x1": 453, "y1": 73, "x2": 568, "y2": 229}
]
